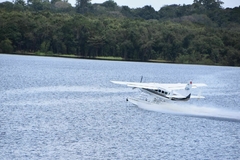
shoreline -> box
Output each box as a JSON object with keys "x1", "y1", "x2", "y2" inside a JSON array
[
  {"x1": 2, "y1": 52, "x2": 236, "y2": 67},
  {"x1": 0, "y1": 52, "x2": 172, "y2": 64}
]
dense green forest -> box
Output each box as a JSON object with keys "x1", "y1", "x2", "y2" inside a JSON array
[{"x1": 0, "y1": 0, "x2": 240, "y2": 66}]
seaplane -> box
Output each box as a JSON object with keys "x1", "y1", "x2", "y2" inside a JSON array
[{"x1": 111, "y1": 78, "x2": 207, "y2": 109}]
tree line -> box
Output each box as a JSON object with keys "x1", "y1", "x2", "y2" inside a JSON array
[{"x1": 0, "y1": 0, "x2": 240, "y2": 66}]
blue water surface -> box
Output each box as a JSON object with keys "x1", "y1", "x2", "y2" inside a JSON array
[{"x1": 0, "y1": 54, "x2": 240, "y2": 159}]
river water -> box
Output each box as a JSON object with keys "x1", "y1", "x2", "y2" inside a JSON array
[{"x1": 0, "y1": 54, "x2": 240, "y2": 159}]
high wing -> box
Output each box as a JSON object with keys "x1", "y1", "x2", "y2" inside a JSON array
[{"x1": 111, "y1": 81, "x2": 207, "y2": 91}]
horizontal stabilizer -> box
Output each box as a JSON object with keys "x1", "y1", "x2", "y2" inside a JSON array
[{"x1": 192, "y1": 83, "x2": 207, "y2": 88}]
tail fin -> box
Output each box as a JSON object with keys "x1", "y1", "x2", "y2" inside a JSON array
[
  {"x1": 183, "y1": 81, "x2": 192, "y2": 97},
  {"x1": 185, "y1": 81, "x2": 192, "y2": 91}
]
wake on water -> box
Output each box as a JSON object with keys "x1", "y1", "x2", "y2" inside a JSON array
[{"x1": 129, "y1": 98, "x2": 240, "y2": 122}]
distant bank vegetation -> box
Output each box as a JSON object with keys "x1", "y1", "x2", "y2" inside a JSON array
[{"x1": 0, "y1": 0, "x2": 240, "y2": 66}]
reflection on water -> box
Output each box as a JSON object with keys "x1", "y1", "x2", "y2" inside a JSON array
[{"x1": 1, "y1": 54, "x2": 240, "y2": 159}]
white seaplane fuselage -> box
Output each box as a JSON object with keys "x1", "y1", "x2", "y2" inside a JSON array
[{"x1": 111, "y1": 80, "x2": 207, "y2": 107}]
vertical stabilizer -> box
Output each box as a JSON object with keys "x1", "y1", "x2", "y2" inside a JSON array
[
  {"x1": 178, "y1": 81, "x2": 192, "y2": 97},
  {"x1": 185, "y1": 81, "x2": 192, "y2": 91}
]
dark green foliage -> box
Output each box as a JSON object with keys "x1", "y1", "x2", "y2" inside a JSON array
[
  {"x1": 0, "y1": 1, "x2": 14, "y2": 11},
  {"x1": 100, "y1": 0, "x2": 117, "y2": 11},
  {"x1": 133, "y1": 5, "x2": 159, "y2": 20},
  {"x1": 76, "y1": 0, "x2": 91, "y2": 13},
  {"x1": 120, "y1": 6, "x2": 133, "y2": 17},
  {"x1": 193, "y1": 0, "x2": 223, "y2": 10},
  {"x1": 15, "y1": 0, "x2": 26, "y2": 6},
  {"x1": 0, "y1": 39, "x2": 14, "y2": 53},
  {"x1": 0, "y1": 0, "x2": 240, "y2": 66},
  {"x1": 159, "y1": 5, "x2": 183, "y2": 19}
]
